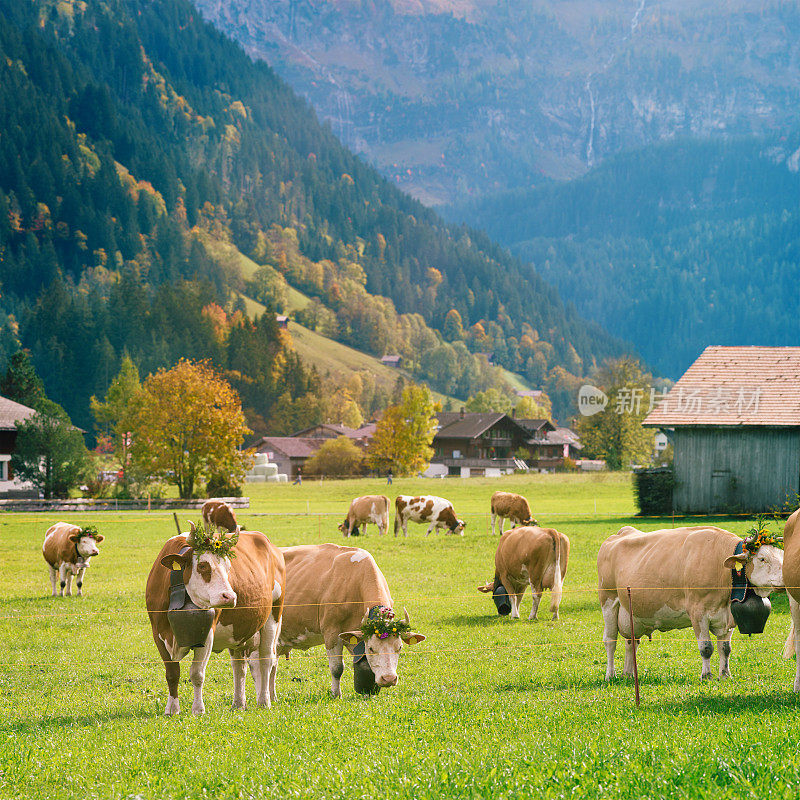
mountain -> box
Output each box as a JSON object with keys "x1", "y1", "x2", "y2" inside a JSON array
[
  {"x1": 192, "y1": 0, "x2": 800, "y2": 206},
  {"x1": 444, "y1": 135, "x2": 800, "y2": 378},
  {"x1": 0, "y1": 0, "x2": 628, "y2": 433}
]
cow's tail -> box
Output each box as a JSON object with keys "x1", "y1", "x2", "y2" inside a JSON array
[
  {"x1": 784, "y1": 621, "x2": 796, "y2": 660},
  {"x1": 393, "y1": 501, "x2": 400, "y2": 537},
  {"x1": 549, "y1": 530, "x2": 563, "y2": 618}
]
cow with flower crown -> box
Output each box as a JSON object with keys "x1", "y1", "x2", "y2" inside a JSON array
[{"x1": 277, "y1": 543, "x2": 426, "y2": 696}]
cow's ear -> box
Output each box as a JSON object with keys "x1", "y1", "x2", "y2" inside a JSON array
[
  {"x1": 723, "y1": 554, "x2": 750, "y2": 570},
  {"x1": 68, "y1": 534, "x2": 80, "y2": 543},
  {"x1": 338, "y1": 631, "x2": 363, "y2": 651},
  {"x1": 477, "y1": 583, "x2": 493, "y2": 593},
  {"x1": 93, "y1": 534, "x2": 105, "y2": 543},
  {"x1": 401, "y1": 633, "x2": 425, "y2": 645},
  {"x1": 160, "y1": 551, "x2": 191, "y2": 571}
]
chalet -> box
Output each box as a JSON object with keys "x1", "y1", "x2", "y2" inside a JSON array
[
  {"x1": 250, "y1": 436, "x2": 326, "y2": 479},
  {"x1": 643, "y1": 346, "x2": 800, "y2": 514},
  {"x1": 292, "y1": 423, "x2": 356, "y2": 439},
  {"x1": 275, "y1": 315, "x2": 289, "y2": 329},
  {"x1": 0, "y1": 395, "x2": 37, "y2": 496},
  {"x1": 380, "y1": 355, "x2": 402, "y2": 368},
  {"x1": 428, "y1": 410, "x2": 531, "y2": 477}
]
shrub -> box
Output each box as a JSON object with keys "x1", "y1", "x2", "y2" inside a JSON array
[{"x1": 634, "y1": 466, "x2": 674, "y2": 515}]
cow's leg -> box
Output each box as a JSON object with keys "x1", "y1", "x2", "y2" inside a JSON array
[
  {"x1": 491, "y1": 512, "x2": 496, "y2": 535},
  {"x1": 154, "y1": 635, "x2": 185, "y2": 716},
  {"x1": 326, "y1": 641, "x2": 345, "y2": 698},
  {"x1": 48, "y1": 565, "x2": 58, "y2": 597},
  {"x1": 617, "y1": 597, "x2": 637, "y2": 676},
  {"x1": 251, "y1": 613, "x2": 281, "y2": 708},
  {"x1": 75, "y1": 566, "x2": 86, "y2": 597},
  {"x1": 692, "y1": 617, "x2": 714, "y2": 679},
  {"x1": 528, "y1": 584, "x2": 542, "y2": 621},
  {"x1": 510, "y1": 589, "x2": 523, "y2": 620},
  {"x1": 189, "y1": 630, "x2": 214, "y2": 715},
  {"x1": 600, "y1": 592, "x2": 620, "y2": 680},
  {"x1": 58, "y1": 563, "x2": 69, "y2": 596},
  {"x1": 425, "y1": 522, "x2": 435, "y2": 536},
  {"x1": 498, "y1": 517, "x2": 505, "y2": 535},
  {"x1": 716, "y1": 632, "x2": 733, "y2": 679},
  {"x1": 231, "y1": 648, "x2": 248, "y2": 709}
]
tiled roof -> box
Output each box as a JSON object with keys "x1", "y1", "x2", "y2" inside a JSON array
[
  {"x1": 643, "y1": 346, "x2": 800, "y2": 428},
  {"x1": 253, "y1": 437, "x2": 325, "y2": 458},
  {"x1": 0, "y1": 395, "x2": 37, "y2": 431}
]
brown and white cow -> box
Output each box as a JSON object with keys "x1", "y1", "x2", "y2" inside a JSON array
[
  {"x1": 201, "y1": 500, "x2": 239, "y2": 533},
  {"x1": 43, "y1": 522, "x2": 104, "y2": 597},
  {"x1": 598, "y1": 525, "x2": 784, "y2": 681},
  {"x1": 146, "y1": 525, "x2": 285, "y2": 715},
  {"x1": 277, "y1": 543, "x2": 425, "y2": 696},
  {"x1": 394, "y1": 495, "x2": 466, "y2": 537},
  {"x1": 781, "y1": 508, "x2": 800, "y2": 689},
  {"x1": 490, "y1": 491, "x2": 537, "y2": 535},
  {"x1": 478, "y1": 526, "x2": 569, "y2": 620},
  {"x1": 338, "y1": 495, "x2": 390, "y2": 537}
]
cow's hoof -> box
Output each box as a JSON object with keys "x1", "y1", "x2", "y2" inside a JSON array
[
  {"x1": 700, "y1": 672, "x2": 713, "y2": 681},
  {"x1": 191, "y1": 703, "x2": 206, "y2": 716},
  {"x1": 164, "y1": 698, "x2": 180, "y2": 716},
  {"x1": 719, "y1": 670, "x2": 731, "y2": 680}
]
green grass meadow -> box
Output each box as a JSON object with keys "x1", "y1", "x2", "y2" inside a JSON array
[{"x1": 3, "y1": 473, "x2": 800, "y2": 799}]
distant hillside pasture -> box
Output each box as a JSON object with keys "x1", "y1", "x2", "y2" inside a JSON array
[{"x1": 3, "y1": 474, "x2": 800, "y2": 799}]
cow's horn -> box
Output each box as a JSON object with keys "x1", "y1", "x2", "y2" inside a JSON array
[{"x1": 403, "y1": 607, "x2": 410, "y2": 625}]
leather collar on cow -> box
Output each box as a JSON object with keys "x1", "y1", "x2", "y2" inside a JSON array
[{"x1": 730, "y1": 541, "x2": 749, "y2": 603}]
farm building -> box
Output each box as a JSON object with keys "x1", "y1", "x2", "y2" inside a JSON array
[
  {"x1": 643, "y1": 346, "x2": 800, "y2": 514},
  {"x1": 0, "y1": 395, "x2": 37, "y2": 496}
]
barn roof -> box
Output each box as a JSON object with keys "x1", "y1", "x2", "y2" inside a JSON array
[
  {"x1": 0, "y1": 395, "x2": 37, "y2": 431},
  {"x1": 252, "y1": 437, "x2": 325, "y2": 458},
  {"x1": 434, "y1": 411, "x2": 530, "y2": 439},
  {"x1": 644, "y1": 346, "x2": 800, "y2": 428}
]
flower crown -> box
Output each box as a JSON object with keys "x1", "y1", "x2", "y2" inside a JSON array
[
  {"x1": 360, "y1": 605, "x2": 411, "y2": 640},
  {"x1": 189, "y1": 520, "x2": 239, "y2": 559},
  {"x1": 77, "y1": 525, "x2": 100, "y2": 539},
  {"x1": 742, "y1": 516, "x2": 783, "y2": 553}
]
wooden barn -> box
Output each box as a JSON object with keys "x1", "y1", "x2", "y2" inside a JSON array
[{"x1": 643, "y1": 346, "x2": 800, "y2": 514}]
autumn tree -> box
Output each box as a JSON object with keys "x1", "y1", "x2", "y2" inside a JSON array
[
  {"x1": 12, "y1": 399, "x2": 91, "y2": 498},
  {"x1": 577, "y1": 357, "x2": 655, "y2": 470},
  {"x1": 515, "y1": 393, "x2": 553, "y2": 421},
  {"x1": 465, "y1": 388, "x2": 513, "y2": 414},
  {"x1": 304, "y1": 436, "x2": 365, "y2": 477},
  {"x1": 130, "y1": 360, "x2": 251, "y2": 498},
  {"x1": 367, "y1": 384, "x2": 438, "y2": 476}
]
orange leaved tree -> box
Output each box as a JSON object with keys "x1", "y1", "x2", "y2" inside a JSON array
[{"x1": 131, "y1": 360, "x2": 251, "y2": 498}]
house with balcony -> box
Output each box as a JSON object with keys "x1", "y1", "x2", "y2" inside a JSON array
[{"x1": 0, "y1": 395, "x2": 37, "y2": 496}]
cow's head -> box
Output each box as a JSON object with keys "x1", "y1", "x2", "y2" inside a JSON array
[
  {"x1": 723, "y1": 544, "x2": 784, "y2": 597},
  {"x1": 160, "y1": 525, "x2": 237, "y2": 609},
  {"x1": 478, "y1": 576, "x2": 512, "y2": 615},
  {"x1": 338, "y1": 518, "x2": 349, "y2": 535},
  {"x1": 69, "y1": 529, "x2": 104, "y2": 559},
  {"x1": 524, "y1": 518, "x2": 539, "y2": 527},
  {"x1": 339, "y1": 608, "x2": 425, "y2": 692},
  {"x1": 451, "y1": 519, "x2": 467, "y2": 536}
]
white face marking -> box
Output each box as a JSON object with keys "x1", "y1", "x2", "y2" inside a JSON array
[
  {"x1": 749, "y1": 544, "x2": 784, "y2": 595},
  {"x1": 76, "y1": 537, "x2": 99, "y2": 558},
  {"x1": 185, "y1": 553, "x2": 237, "y2": 609},
  {"x1": 350, "y1": 549, "x2": 370, "y2": 563},
  {"x1": 272, "y1": 579, "x2": 282, "y2": 601},
  {"x1": 364, "y1": 634, "x2": 402, "y2": 687}
]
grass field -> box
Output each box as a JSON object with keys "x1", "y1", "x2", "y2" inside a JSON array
[{"x1": 3, "y1": 473, "x2": 800, "y2": 799}]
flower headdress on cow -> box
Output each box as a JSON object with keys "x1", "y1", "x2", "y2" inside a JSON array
[
  {"x1": 742, "y1": 516, "x2": 783, "y2": 554},
  {"x1": 188, "y1": 520, "x2": 239, "y2": 559},
  {"x1": 77, "y1": 524, "x2": 101, "y2": 540},
  {"x1": 360, "y1": 605, "x2": 412, "y2": 640}
]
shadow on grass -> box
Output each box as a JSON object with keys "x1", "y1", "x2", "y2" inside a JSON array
[{"x1": 646, "y1": 690, "x2": 800, "y2": 716}]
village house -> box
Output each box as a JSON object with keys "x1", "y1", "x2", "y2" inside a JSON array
[
  {"x1": 644, "y1": 346, "x2": 800, "y2": 513},
  {"x1": 0, "y1": 395, "x2": 37, "y2": 496}
]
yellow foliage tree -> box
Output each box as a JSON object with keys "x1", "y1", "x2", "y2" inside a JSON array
[{"x1": 130, "y1": 360, "x2": 251, "y2": 498}]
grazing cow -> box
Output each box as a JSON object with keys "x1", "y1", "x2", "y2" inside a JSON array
[
  {"x1": 394, "y1": 495, "x2": 466, "y2": 537},
  {"x1": 277, "y1": 543, "x2": 425, "y2": 696},
  {"x1": 201, "y1": 500, "x2": 239, "y2": 533},
  {"x1": 490, "y1": 491, "x2": 537, "y2": 535},
  {"x1": 598, "y1": 525, "x2": 784, "y2": 681},
  {"x1": 478, "y1": 526, "x2": 569, "y2": 620},
  {"x1": 338, "y1": 495, "x2": 390, "y2": 538},
  {"x1": 781, "y1": 508, "x2": 800, "y2": 689},
  {"x1": 146, "y1": 524, "x2": 285, "y2": 715},
  {"x1": 42, "y1": 522, "x2": 104, "y2": 597}
]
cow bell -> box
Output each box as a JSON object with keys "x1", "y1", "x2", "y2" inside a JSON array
[
  {"x1": 731, "y1": 592, "x2": 772, "y2": 636},
  {"x1": 166, "y1": 567, "x2": 215, "y2": 649},
  {"x1": 493, "y1": 580, "x2": 512, "y2": 616},
  {"x1": 352, "y1": 641, "x2": 380, "y2": 696}
]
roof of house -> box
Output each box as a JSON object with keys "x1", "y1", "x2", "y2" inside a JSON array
[
  {"x1": 516, "y1": 418, "x2": 556, "y2": 435},
  {"x1": 252, "y1": 436, "x2": 326, "y2": 459},
  {"x1": 346, "y1": 422, "x2": 376, "y2": 439},
  {"x1": 291, "y1": 423, "x2": 356, "y2": 438},
  {"x1": 380, "y1": 355, "x2": 402, "y2": 364},
  {"x1": 546, "y1": 428, "x2": 582, "y2": 449},
  {"x1": 515, "y1": 389, "x2": 543, "y2": 398},
  {"x1": 0, "y1": 395, "x2": 37, "y2": 431},
  {"x1": 434, "y1": 411, "x2": 529, "y2": 440},
  {"x1": 644, "y1": 346, "x2": 800, "y2": 428}
]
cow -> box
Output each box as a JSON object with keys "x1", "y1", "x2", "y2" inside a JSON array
[
  {"x1": 42, "y1": 522, "x2": 104, "y2": 597},
  {"x1": 478, "y1": 526, "x2": 569, "y2": 620},
  {"x1": 490, "y1": 491, "x2": 537, "y2": 535},
  {"x1": 277, "y1": 543, "x2": 426, "y2": 697},
  {"x1": 146, "y1": 523, "x2": 285, "y2": 715},
  {"x1": 201, "y1": 499, "x2": 239, "y2": 533},
  {"x1": 598, "y1": 525, "x2": 784, "y2": 681},
  {"x1": 394, "y1": 495, "x2": 466, "y2": 537},
  {"x1": 338, "y1": 495, "x2": 390, "y2": 538},
  {"x1": 781, "y1": 508, "x2": 800, "y2": 689}
]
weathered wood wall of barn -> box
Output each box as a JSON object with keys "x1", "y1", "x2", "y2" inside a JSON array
[{"x1": 673, "y1": 427, "x2": 800, "y2": 513}]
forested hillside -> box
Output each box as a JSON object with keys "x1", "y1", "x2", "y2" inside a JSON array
[
  {"x1": 445, "y1": 136, "x2": 800, "y2": 377},
  {"x1": 0, "y1": 0, "x2": 627, "y2": 433}
]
